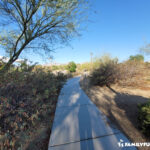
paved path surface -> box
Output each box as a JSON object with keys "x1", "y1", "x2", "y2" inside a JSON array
[{"x1": 48, "y1": 77, "x2": 137, "y2": 150}]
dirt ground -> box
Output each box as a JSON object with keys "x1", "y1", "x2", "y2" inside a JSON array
[{"x1": 80, "y1": 76, "x2": 150, "y2": 150}]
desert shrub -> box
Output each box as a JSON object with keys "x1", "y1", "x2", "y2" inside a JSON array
[
  {"x1": 67, "y1": 61, "x2": 77, "y2": 72},
  {"x1": 138, "y1": 101, "x2": 150, "y2": 137},
  {"x1": 117, "y1": 61, "x2": 145, "y2": 86},
  {"x1": 77, "y1": 60, "x2": 101, "y2": 73},
  {"x1": 129, "y1": 54, "x2": 144, "y2": 62},
  {"x1": 52, "y1": 65, "x2": 59, "y2": 70},
  {"x1": 50, "y1": 64, "x2": 68, "y2": 71},
  {"x1": 90, "y1": 54, "x2": 145, "y2": 87},
  {"x1": 18, "y1": 59, "x2": 37, "y2": 72},
  {"x1": 90, "y1": 57, "x2": 119, "y2": 86},
  {"x1": 77, "y1": 63, "x2": 91, "y2": 72},
  {"x1": 77, "y1": 55, "x2": 117, "y2": 73},
  {"x1": 0, "y1": 66, "x2": 66, "y2": 150}
]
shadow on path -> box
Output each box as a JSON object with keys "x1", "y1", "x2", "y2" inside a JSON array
[
  {"x1": 49, "y1": 77, "x2": 138, "y2": 150},
  {"x1": 78, "y1": 104, "x2": 94, "y2": 150}
]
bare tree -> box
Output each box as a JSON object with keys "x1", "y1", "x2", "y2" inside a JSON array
[
  {"x1": 0, "y1": 0, "x2": 88, "y2": 72},
  {"x1": 140, "y1": 44, "x2": 150, "y2": 55}
]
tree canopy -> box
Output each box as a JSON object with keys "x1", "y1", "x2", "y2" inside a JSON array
[
  {"x1": 0, "y1": 0, "x2": 88, "y2": 72},
  {"x1": 67, "y1": 61, "x2": 77, "y2": 72}
]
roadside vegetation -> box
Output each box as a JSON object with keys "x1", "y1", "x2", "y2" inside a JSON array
[
  {"x1": 90, "y1": 54, "x2": 148, "y2": 87},
  {"x1": 138, "y1": 101, "x2": 150, "y2": 137},
  {"x1": 0, "y1": 60, "x2": 67, "y2": 150},
  {"x1": 67, "y1": 61, "x2": 77, "y2": 73},
  {"x1": 0, "y1": 2, "x2": 88, "y2": 148},
  {"x1": 80, "y1": 54, "x2": 150, "y2": 149},
  {"x1": 49, "y1": 61, "x2": 78, "y2": 77},
  {"x1": 51, "y1": 64, "x2": 67, "y2": 71}
]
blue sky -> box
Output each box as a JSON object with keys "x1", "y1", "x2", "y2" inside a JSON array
[
  {"x1": 51, "y1": 0, "x2": 150, "y2": 64},
  {"x1": 1, "y1": 0, "x2": 150, "y2": 64}
]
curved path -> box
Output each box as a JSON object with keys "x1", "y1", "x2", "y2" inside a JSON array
[{"x1": 48, "y1": 77, "x2": 137, "y2": 150}]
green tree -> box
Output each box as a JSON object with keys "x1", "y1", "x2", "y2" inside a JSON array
[
  {"x1": 0, "y1": 0, "x2": 88, "y2": 73},
  {"x1": 67, "y1": 61, "x2": 77, "y2": 72},
  {"x1": 129, "y1": 54, "x2": 144, "y2": 62}
]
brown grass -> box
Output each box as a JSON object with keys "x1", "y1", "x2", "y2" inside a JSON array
[{"x1": 0, "y1": 67, "x2": 66, "y2": 150}]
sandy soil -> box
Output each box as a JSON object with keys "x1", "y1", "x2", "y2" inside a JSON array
[{"x1": 80, "y1": 76, "x2": 150, "y2": 150}]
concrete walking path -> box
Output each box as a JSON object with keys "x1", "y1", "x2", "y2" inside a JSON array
[{"x1": 48, "y1": 77, "x2": 137, "y2": 150}]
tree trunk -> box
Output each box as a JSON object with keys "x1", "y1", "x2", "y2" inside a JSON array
[
  {"x1": 0, "y1": 39, "x2": 31, "y2": 75},
  {"x1": 0, "y1": 58, "x2": 15, "y2": 75}
]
